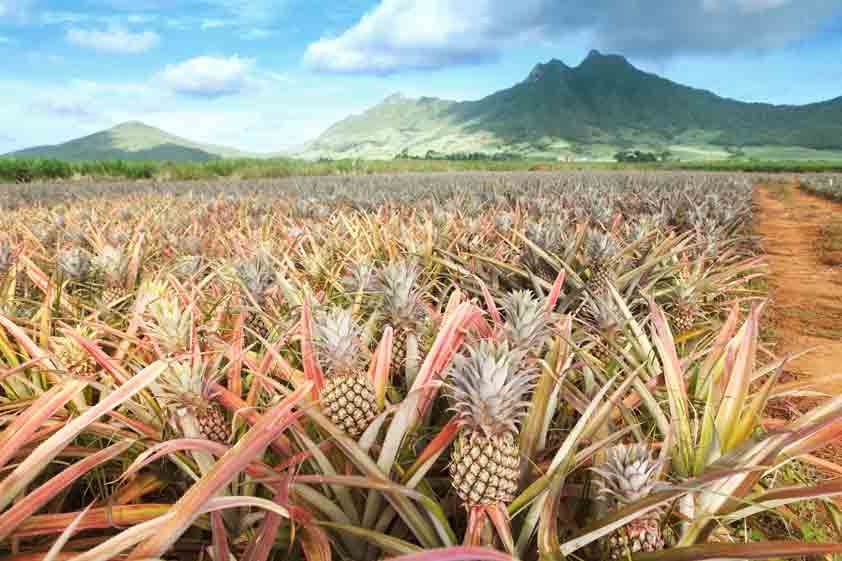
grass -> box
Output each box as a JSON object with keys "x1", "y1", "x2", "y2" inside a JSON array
[{"x1": 6, "y1": 156, "x2": 842, "y2": 184}]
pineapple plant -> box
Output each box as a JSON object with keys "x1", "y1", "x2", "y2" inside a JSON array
[
  {"x1": 314, "y1": 307, "x2": 377, "y2": 438},
  {"x1": 155, "y1": 361, "x2": 230, "y2": 444},
  {"x1": 57, "y1": 246, "x2": 94, "y2": 301},
  {"x1": 53, "y1": 327, "x2": 99, "y2": 378},
  {"x1": 448, "y1": 341, "x2": 535, "y2": 508},
  {"x1": 592, "y1": 444, "x2": 666, "y2": 560},
  {"x1": 584, "y1": 230, "x2": 619, "y2": 296},
  {"x1": 92, "y1": 244, "x2": 130, "y2": 304},
  {"x1": 144, "y1": 281, "x2": 192, "y2": 357},
  {"x1": 235, "y1": 256, "x2": 277, "y2": 343},
  {"x1": 583, "y1": 296, "x2": 623, "y2": 364},
  {"x1": 0, "y1": 240, "x2": 19, "y2": 300},
  {"x1": 500, "y1": 289, "x2": 553, "y2": 361},
  {"x1": 376, "y1": 260, "x2": 428, "y2": 372}
]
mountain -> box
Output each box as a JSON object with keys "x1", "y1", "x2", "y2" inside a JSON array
[
  {"x1": 5, "y1": 121, "x2": 254, "y2": 161},
  {"x1": 300, "y1": 50, "x2": 842, "y2": 160}
]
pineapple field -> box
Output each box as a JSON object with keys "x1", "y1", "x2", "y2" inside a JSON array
[{"x1": 1, "y1": 170, "x2": 842, "y2": 561}]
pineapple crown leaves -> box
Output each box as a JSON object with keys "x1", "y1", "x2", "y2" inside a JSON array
[
  {"x1": 376, "y1": 259, "x2": 427, "y2": 328},
  {"x1": 500, "y1": 289, "x2": 553, "y2": 350},
  {"x1": 313, "y1": 307, "x2": 365, "y2": 376},
  {"x1": 144, "y1": 284, "x2": 193, "y2": 354},
  {"x1": 154, "y1": 357, "x2": 225, "y2": 410},
  {"x1": 92, "y1": 244, "x2": 128, "y2": 282},
  {"x1": 57, "y1": 246, "x2": 92, "y2": 280},
  {"x1": 0, "y1": 240, "x2": 18, "y2": 274},
  {"x1": 585, "y1": 229, "x2": 620, "y2": 263},
  {"x1": 341, "y1": 260, "x2": 377, "y2": 294},
  {"x1": 234, "y1": 255, "x2": 276, "y2": 305},
  {"x1": 447, "y1": 340, "x2": 536, "y2": 437},
  {"x1": 591, "y1": 444, "x2": 667, "y2": 508},
  {"x1": 583, "y1": 295, "x2": 623, "y2": 333}
]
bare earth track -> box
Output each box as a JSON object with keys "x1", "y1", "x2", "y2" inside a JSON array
[{"x1": 754, "y1": 182, "x2": 842, "y2": 385}]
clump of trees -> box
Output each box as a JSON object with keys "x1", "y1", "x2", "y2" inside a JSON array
[
  {"x1": 395, "y1": 148, "x2": 523, "y2": 161},
  {"x1": 613, "y1": 149, "x2": 672, "y2": 163}
]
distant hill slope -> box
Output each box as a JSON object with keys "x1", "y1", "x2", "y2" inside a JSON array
[
  {"x1": 5, "y1": 122, "x2": 254, "y2": 162},
  {"x1": 300, "y1": 50, "x2": 842, "y2": 160}
]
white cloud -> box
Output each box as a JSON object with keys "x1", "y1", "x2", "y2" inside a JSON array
[
  {"x1": 242, "y1": 27, "x2": 273, "y2": 40},
  {"x1": 305, "y1": 0, "x2": 839, "y2": 74},
  {"x1": 201, "y1": 18, "x2": 229, "y2": 29},
  {"x1": 157, "y1": 56, "x2": 255, "y2": 97},
  {"x1": 67, "y1": 26, "x2": 160, "y2": 53}
]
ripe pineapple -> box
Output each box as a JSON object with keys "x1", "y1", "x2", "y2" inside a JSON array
[
  {"x1": 584, "y1": 230, "x2": 619, "y2": 296},
  {"x1": 448, "y1": 341, "x2": 535, "y2": 508},
  {"x1": 156, "y1": 361, "x2": 230, "y2": 444},
  {"x1": 592, "y1": 444, "x2": 666, "y2": 559},
  {"x1": 314, "y1": 307, "x2": 377, "y2": 438},
  {"x1": 501, "y1": 289, "x2": 553, "y2": 361},
  {"x1": 377, "y1": 260, "x2": 427, "y2": 370}
]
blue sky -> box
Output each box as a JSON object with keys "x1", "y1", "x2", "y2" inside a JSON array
[{"x1": 1, "y1": 0, "x2": 842, "y2": 153}]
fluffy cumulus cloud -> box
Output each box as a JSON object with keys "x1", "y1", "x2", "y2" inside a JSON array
[
  {"x1": 305, "y1": 0, "x2": 840, "y2": 74},
  {"x1": 157, "y1": 55, "x2": 255, "y2": 97},
  {"x1": 66, "y1": 25, "x2": 160, "y2": 53}
]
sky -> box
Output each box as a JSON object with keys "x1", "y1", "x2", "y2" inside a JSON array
[{"x1": 1, "y1": 0, "x2": 842, "y2": 154}]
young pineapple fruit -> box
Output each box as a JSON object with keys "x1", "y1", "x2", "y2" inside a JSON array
[
  {"x1": 501, "y1": 290, "x2": 552, "y2": 362},
  {"x1": 592, "y1": 444, "x2": 666, "y2": 559},
  {"x1": 156, "y1": 361, "x2": 230, "y2": 444},
  {"x1": 235, "y1": 256, "x2": 277, "y2": 343},
  {"x1": 93, "y1": 244, "x2": 130, "y2": 304},
  {"x1": 377, "y1": 260, "x2": 427, "y2": 371},
  {"x1": 57, "y1": 246, "x2": 94, "y2": 301},
  {"x1": 584, "y1": 230, "x2": 619, "y2": 296},
  {"x1": 314, "y1": 308, "x2": 377, "y2": 438},
  {"x1": 449, "y1": 341, "x2": 535, "y2": 508},
  {"x1": 583, "y1": 296, "x2": 623, "y2": 365},
  {"x1": 52, "y1": 327, "x2": 99, "y2": 377}
]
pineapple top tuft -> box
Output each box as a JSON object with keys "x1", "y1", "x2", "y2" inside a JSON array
[
  {"x1": 377, "y1": 259, "x2": 427, "y2": 328},
  {"x1": 501, "y1": 289, "x2": 552, "y2": 351},
  {"x1": 57, "y1": 247, "x2": 92, "y2": 280},
  {"x1": 448, "y1": 340, "x2": 536, "y2": 437},
  {"x1": 0, "y1": 240, "x2": 16, "y2": 274},
  {"x1": 585, "y1": 230, "x2": 620, "y2": 264},
  {"x1": 235, "y1": 255, "x2": 276, "y2": 305},
  {"x1": 592, "y1": 444, "x2": 664, "y2": 508},
  {"x1": 314, "y1": 307, "x2": 364, "y2": 377},
  {"x1": 93, "y1": 244, "x2": 128, "y2": 283}
]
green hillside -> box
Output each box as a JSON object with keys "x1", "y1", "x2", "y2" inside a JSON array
[
  {"x1": 5, "y1": 121, "x2": 253, "y2": 162},
  {"x1": 301, "y1": 50, "x2": 842, "y2": 160}
]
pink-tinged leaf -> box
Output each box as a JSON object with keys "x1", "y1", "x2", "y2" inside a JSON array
[
  {"x1": 463, "y1": 508, "x2": 487, "y2": 547},
  {"x1": 106, "y1": 410, "x2": 159, "y2": 439},
  {"x1": 633, "y1": 542, "x2": 842, "y2": 561},
  {"x1": 716, "y1": 305, "x2": 759, "y2": 450},
  {"x1": 63, "y1": 511, "x2": 174, "y2": 561},
  {"x1": 0, "y1": 441, "x2": 132, "y2": 540},
  {"x1": 410, "y1": 302, "x2": 482, "y2": 426},
  {"x1": 126, "y1": 227, "x2": 145, "y2": 290},
  {"x1": 212, "y1": 383, "x2": 293, "y2": 456},
  {"x1": 402, "y1": 417, "x2": 459, "y2": 484},
  {"x1": 486, "y1": 504, "x2": 515, "y2": 555},
  {"x1": 210, "y1": 511, "x2": 230, "y2": 561},
  {"x1": 0, "y1": 361, "x2": 168, "y2": 513},
  {"x1": 0, "y1": 313, "x2": 58, "y2": 370},
  {"x1": 371, "y1": 326, "x2": 393, "y2": 410},
  {"x1": 127, "y1": 382, "x2": 311, "y2": 559},
  {"x1": 242, "y1": 489, "x2": 287, "y2": 561},
  {"x1": 300, "y1": 524, "x2": 332, "y2": 561},
  {"x1": 545, "y1": 269, "x2": 566, "y2": 312},
  {"x1": 478, "y1": 279, "x2": 502, "y2": 325},
  {"x1": 43, "y1": 504, "x2": 92, "y2": 561},
  {"x1": 384, "y1": 546, "x2": 515, "y2": 561},
  {"x1": 229, "y1": 310, "x2": 245, "y2": 398},
  {"x1": 301, "y1": 299, "x2": 325, "y2": 399},
  {"x1": 13, "y1": 504, "x2": 173, "y2": 538},
  {"x1": 0, "y1": 381, "x2": 87, "y2": 472},
  {"x1": 62, "y1": 328, "x2": 131, "y2": 385}
]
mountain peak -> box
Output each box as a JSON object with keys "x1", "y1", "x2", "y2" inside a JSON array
[
  {"x1": 110, "y1": 121, "x2": 160, "y2": 133},
  {"x1": 580, "y1": 49, "x2": 632, "y2": 69},
  {"x1": 525, "y1": 58, "x2": 571, "y2": 83}
]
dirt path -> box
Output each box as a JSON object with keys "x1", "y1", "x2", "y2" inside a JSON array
[{"x1": 754, "y1": 183, "x2": 842, "y2": 385}]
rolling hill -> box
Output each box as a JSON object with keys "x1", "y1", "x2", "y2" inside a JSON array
[
  {"x1": 299, "y1": 50, "x2": 842, "y2": 160},
  {"x1": 4, "y1": 121, "x2": 254, "y2": 162}
]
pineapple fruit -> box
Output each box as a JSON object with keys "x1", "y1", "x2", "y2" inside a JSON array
[
  {"x1": 448, "y1": 341, "x2": 535, "y2": 508},
  {"x1": 93, "y1": 244, "x2": 130, "y2": 304},
  {"x1": 584, "y1": 230, "x2": 619, "y2": 296},
  {"x1": 592, "y1": 444, "x2": 666, "y2": 559},
  {"x1": 156, "y1": 361, "x2": 230, "y2": 444},
  {"x1": 377, "y1": 260, "x2": 427, "y2": 372},
  {"x1": 583, "y1": 296, "x2": 623, "y2": 364},
  {"x1": 235, "y1": 256, "x2": 277, "y2": 343},
  {"x1": 314, "y1": 307, "x2": 377, "y2": 438}
]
